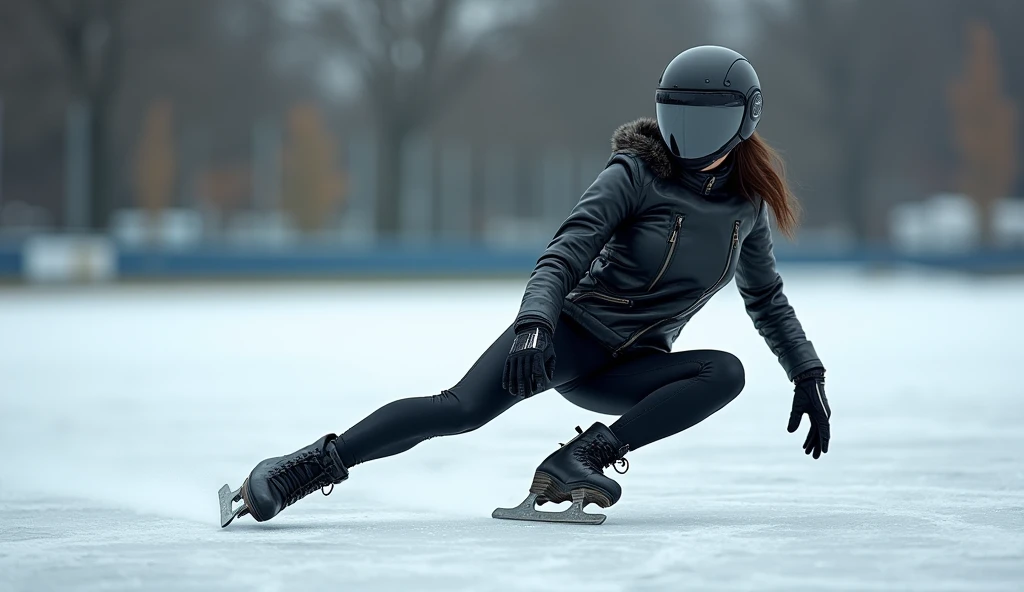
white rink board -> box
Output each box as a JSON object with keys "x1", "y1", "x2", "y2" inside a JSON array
[{"x1": 1, "y1": 272, "x2": 1022, "y2": 591}]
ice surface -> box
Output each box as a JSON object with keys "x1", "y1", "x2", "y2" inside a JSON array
[{"x1": 1, "y1": 272, "x2": 1022, "y2": 591}]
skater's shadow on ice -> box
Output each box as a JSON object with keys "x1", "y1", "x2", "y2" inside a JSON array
[
  {"x1": 221, "y1": 521, "x2": 345, "y2": 532},
  {"x1": 606, "y1": 515, "x2": 698, "y2": 529},
  {"x1": 608, "y1": 513, "x2": 789, "y2": 530}
]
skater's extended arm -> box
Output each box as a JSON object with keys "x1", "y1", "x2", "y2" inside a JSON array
[
  {"x1": 734, "y1": 200, "x2": 823, "y2": 381},
  {"x1": 514, "y1": 156, "x2": 643, "y2": 334}
]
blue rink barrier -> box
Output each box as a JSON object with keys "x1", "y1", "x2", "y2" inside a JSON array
[
  {"x1": 111, "y1": 244, "x2": 1024, "y2": 277},
  {"x1": 2, "y1": 241, "x2": 1024, "y2": 280},
  {"x1": 0, "y1": 244, "x2": 21, "y2": 278},
  {"x1": 110, "y1": 245, "x2": 1024, "y2": 277},
  {"x1": 116, "y1": 246, "x2": 544, "y2": 278},
  {"x1": 774, "y1": 246, "x2": 1024, "y2": 274}
]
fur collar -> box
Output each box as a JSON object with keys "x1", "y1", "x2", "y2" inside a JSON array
[
  {"x1": 610, "y1": 118, "x2": 736, "y2": 194},
  {"x1": 610, "y1": 118, "x2": 678, "y2": 180}
]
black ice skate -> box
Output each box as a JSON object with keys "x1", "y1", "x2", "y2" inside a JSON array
[
  {"x1": 219, "y1": 433, "x2": 349, "y2": 527},
  {"x1": 493, "y1": 422, "x2": 629, "y2": 525}
]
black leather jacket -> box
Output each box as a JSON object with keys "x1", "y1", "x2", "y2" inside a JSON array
[{"x1": 515, "y1": 119, "x2": 822, "y2": 381}]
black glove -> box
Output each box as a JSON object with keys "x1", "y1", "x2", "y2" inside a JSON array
[
  {"x1": 501, "y1": 325, "x2": 556, "y2": 398},
  {"x1": 788, "y1": 368, "x2": 831, "y2": 459}
]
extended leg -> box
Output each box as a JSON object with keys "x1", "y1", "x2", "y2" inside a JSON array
[
  {"x1": 334, "y1": 324, "x2": 523, "y2": 466},
  {"x1": 335, "y1": 317, "x2": 610, "y2": 467},
  {"x1": 219, "y1": 316, "x2": 608, "y2": 526}
]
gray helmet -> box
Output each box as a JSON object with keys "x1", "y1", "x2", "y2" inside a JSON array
[{"x1": 655, "y1": 45, "x2": 762, "y2": 170}]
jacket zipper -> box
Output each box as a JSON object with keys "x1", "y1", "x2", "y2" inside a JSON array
[
  {"x1": 703, "y1": 176, "x2": 716, "y2": 195},
  {"x1": 647, "y1": 214, "x2": 684, "y2": 291},
  {"x1": 570, "y1": 292, "x2": 633, "y2": 306},
  {"x1": 614, "y1": 220, "x2": 740, "y2": 355}
]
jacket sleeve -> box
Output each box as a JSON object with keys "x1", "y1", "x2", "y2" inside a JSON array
[
  {"x1": 514, "y1": 155, "x2": 642, "y2": 334},
  {"x1": 735, "y1": 200, "x2": 823, "y2": 381}
]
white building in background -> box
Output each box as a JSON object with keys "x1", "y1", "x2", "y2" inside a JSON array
[
  {"x1": 22, "y1": 234, "x2": 116, "y2": 283},
  {"x1": 890, "y1": 194, "x2": 1024, "y2": 252},
  {"x1": 111, "y1": 209, "x2": 205, "y2": 249},
  {"x1": 992, "y1": 198, "x2": 1024, "y2": 248}
]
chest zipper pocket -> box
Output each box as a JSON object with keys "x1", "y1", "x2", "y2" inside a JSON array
[
  {"x1": 569, "y1": 291, "x2": 633, "y2": 307},
  {"x1": 648, "y1": 214, "x2": 684, "y2": 291},
  {"x1": 614, "y1": 219, "x2": 740, "y2": 356},
  {"x1": 703, "y1": 176, "x2": 716, "y2": 195}
]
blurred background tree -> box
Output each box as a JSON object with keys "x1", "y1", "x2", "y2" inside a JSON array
[
  {"x1": 34, "y1": 0, "x2": 128, "y2": 230},
  {"x1": 948, "y1": 21, "x2": 1019, "y2": 246},
  {"x1": 1, "y1": 0, "x2": 1023, "y2": 250},
  {"x1": 744, "y1": 0, "x2": 971, "y2": 243},
  {"x1": 307, "y1": 0, "x2": 537, "y2": 239},
  {"x1": 199, "y1": 165, "x2": 250, "y2": 228},
  {"x1": 283, "y1": 103, "x2": 346, "y2": 233},
  {"x1": 133, "y1": 100, "x2": 176, "y2": 243}
]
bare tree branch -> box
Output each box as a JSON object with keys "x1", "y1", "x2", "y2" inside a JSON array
[
  {"x1": 35, "y1": 0, "x2": 75, "y2": 56},
  {"x1": 34, "y1": 0, "x2": 67, "y2": 29},
  {"x1": 319, "y1": 3, "x2": 373, "y2": 55},
  {"x1": 93, "y1": 0, "x2": 128, "y2": 101},
  {"x1": 34, "y1": 0, "x2": 92, "y2": 91},
  {"x1": 286, "y1": 0, "x2": 539, "y2": 234},
  {"x1": 416, "y1": 0, "x2": 455, "y2": 80}
]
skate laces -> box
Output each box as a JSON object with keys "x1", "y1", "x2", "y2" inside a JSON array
[
  {"x1": 270, "y1": 451, "x2": 336, "y2": 507},
  {"x1": 575, "y1": 435, "x2": 630, "y2": 475}
]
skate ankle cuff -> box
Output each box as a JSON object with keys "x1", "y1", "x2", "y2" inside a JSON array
[
  {"x1": 589, "y1": 422, "x2": 628, "y2": 454},
  {"x1": 322, "y1": 435, "x2": 350, "y2": 483}
]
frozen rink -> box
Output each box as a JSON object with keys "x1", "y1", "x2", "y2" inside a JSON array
[{"x1": 1, "y1": 271, "x2": 1022, "y2": 592}]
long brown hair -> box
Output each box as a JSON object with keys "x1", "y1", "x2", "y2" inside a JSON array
[{"x1": 733, "y1": 132, "x2": 800, "y2": 238}]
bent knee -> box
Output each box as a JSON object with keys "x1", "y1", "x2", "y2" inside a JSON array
[{"x1": 706, "y1": 351, "x2": 745, "y2": 396}]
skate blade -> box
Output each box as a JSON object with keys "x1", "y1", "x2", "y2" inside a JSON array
[
  {"x1": 218, "y1": 483, "x2": 250, "y2": 528},
  {"x1": 492, "y1": 492, "x2": 606, "y2": 525}
]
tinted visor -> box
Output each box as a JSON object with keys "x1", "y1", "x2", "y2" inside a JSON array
[{"x1": 655, "y1": 91, "x2": 745, "y2": 159}]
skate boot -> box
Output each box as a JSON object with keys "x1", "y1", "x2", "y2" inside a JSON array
[
  {"x1": 218, "y1": 434, "x2": 349, "y2": 527},
  {"x1": 493, "y1": 422, "x2": 629, "y2": 525}
]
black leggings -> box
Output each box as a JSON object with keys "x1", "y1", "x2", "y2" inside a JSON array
[{"x1": 335, "y1": 315, "x2": 745, "y2": 467}]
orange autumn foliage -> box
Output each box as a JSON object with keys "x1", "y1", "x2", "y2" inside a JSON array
[{"x1": 947, "y1": 21, "x2": 1020, "y2": 245}]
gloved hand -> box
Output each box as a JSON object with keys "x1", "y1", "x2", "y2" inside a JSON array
[
  {"x1": 787, "y1": 368, "x2": 831, "y2": 459},
  {"x1": 501, "y1": 325, "x2": 556, "y2": 398}
]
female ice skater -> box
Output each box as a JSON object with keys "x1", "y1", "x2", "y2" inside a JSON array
[{"x1": 219, "y1": 45, "x2": 832, "y2": 527}]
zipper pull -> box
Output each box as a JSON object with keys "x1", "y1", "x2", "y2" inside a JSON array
[
  {"x1": 703, "y1": 176, "x2": 716, "y2": 195},
  {"x1": 732, "y1": 220, "x2": 740, "y2": 244},
  {"x1": 670, "y1": 215, "x2": 683, "y2": 242}
]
